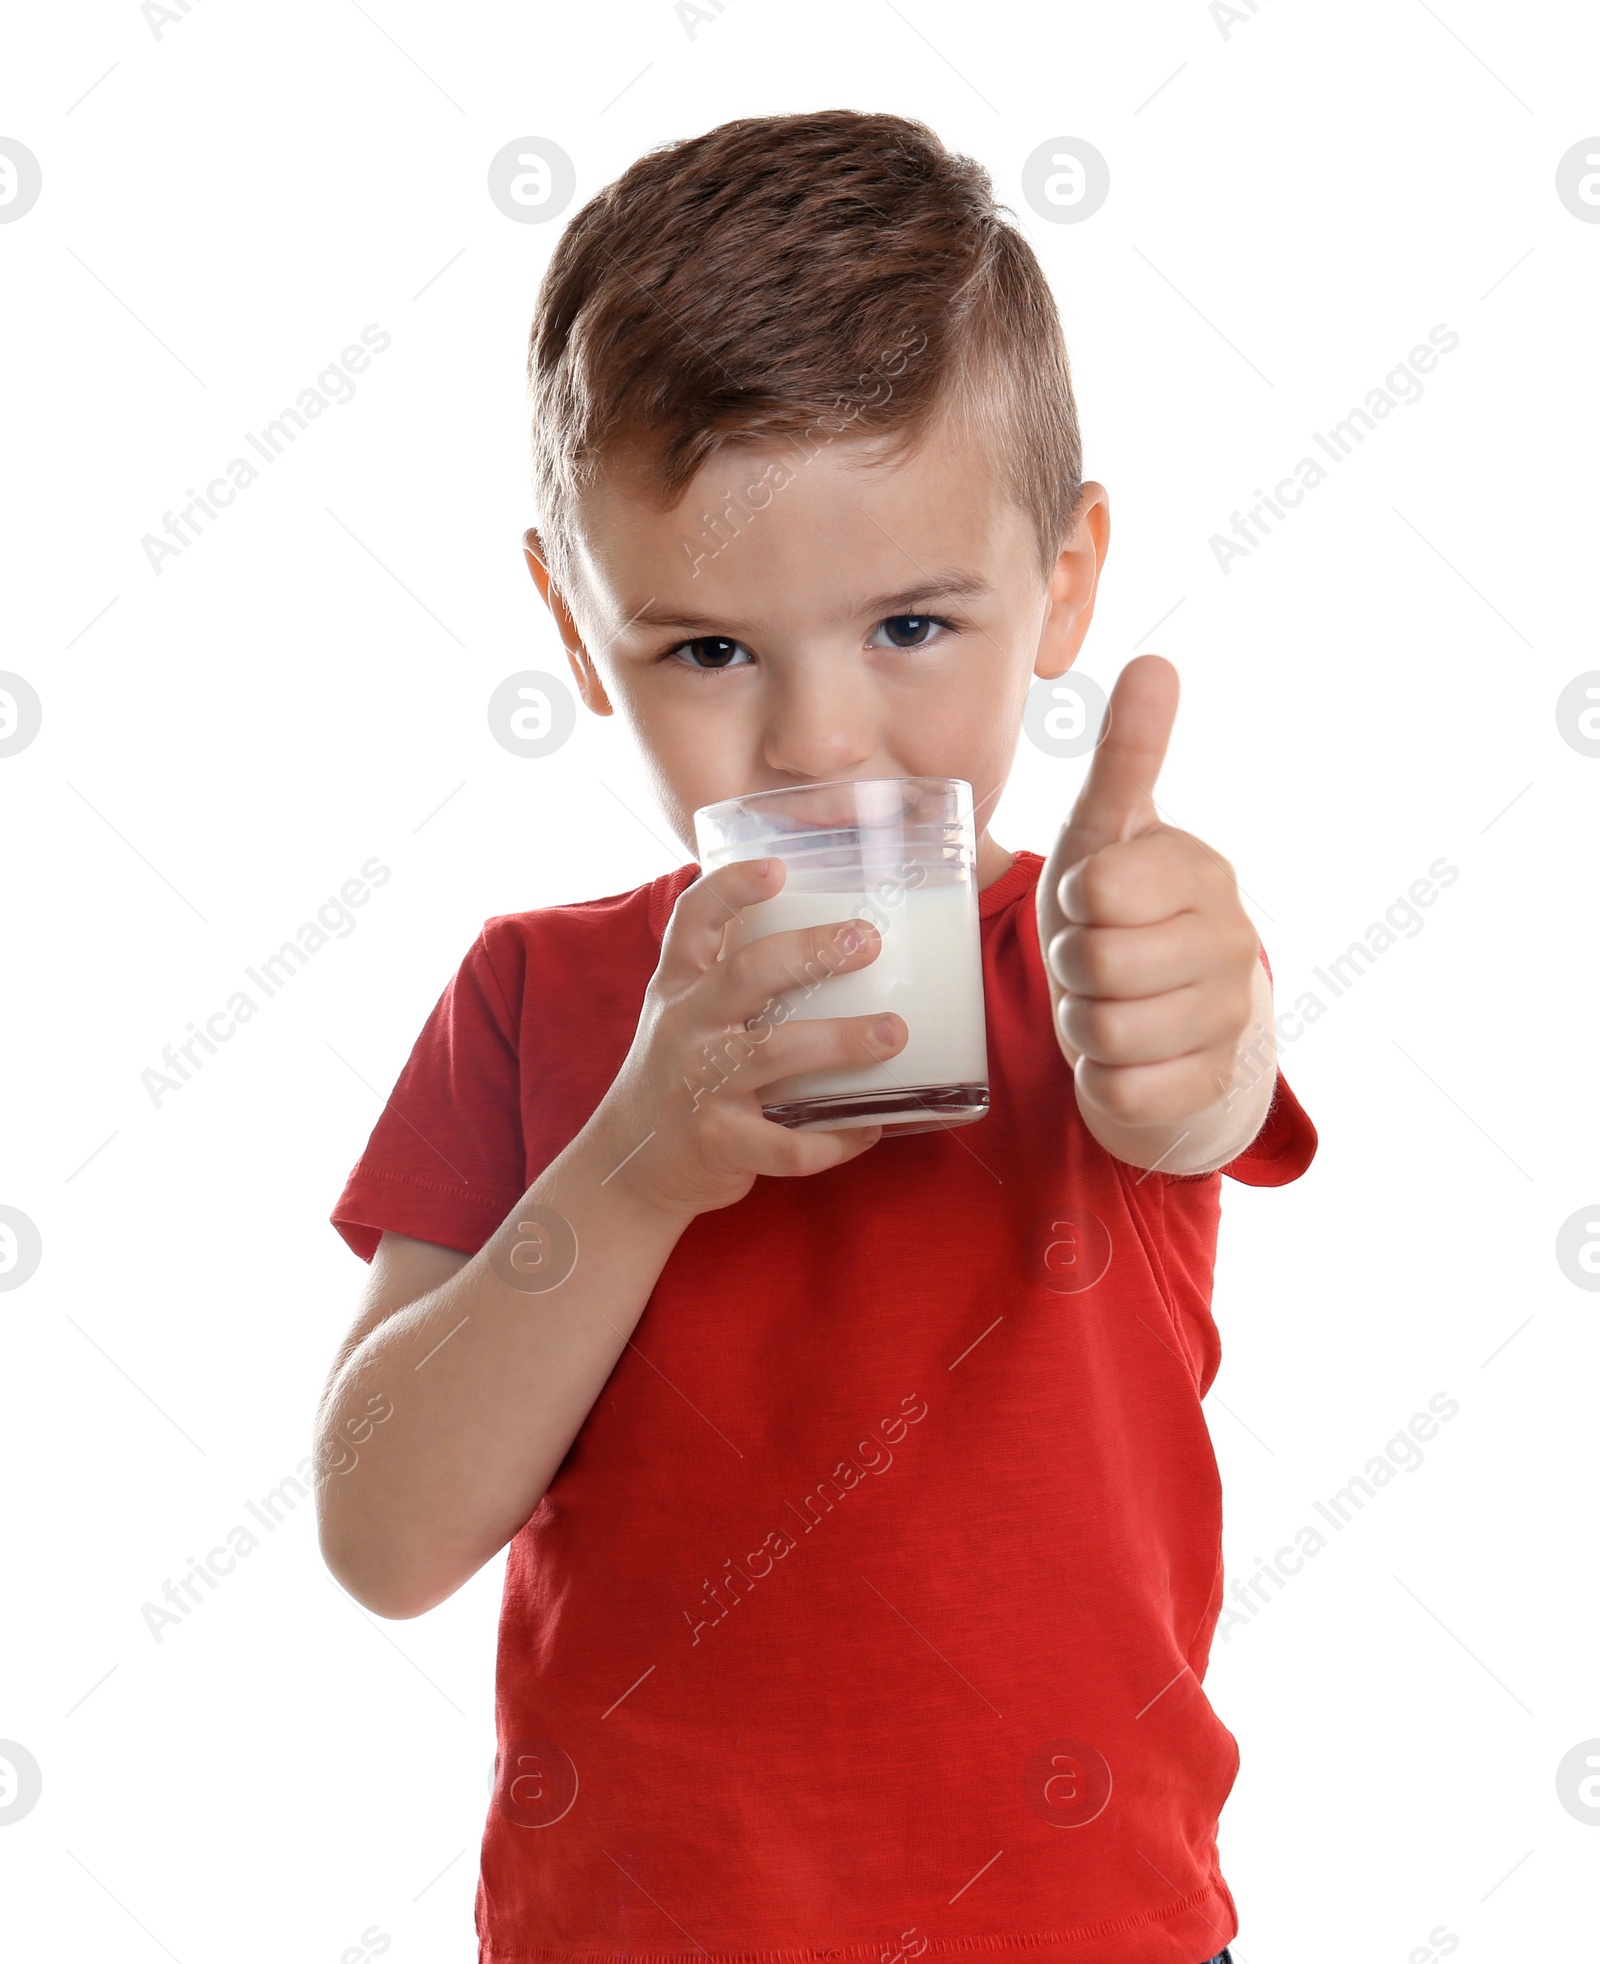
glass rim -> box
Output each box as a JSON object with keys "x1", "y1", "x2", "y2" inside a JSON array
[{"x1": 694, "y1": 774, "x2": 973, "y2": 826}]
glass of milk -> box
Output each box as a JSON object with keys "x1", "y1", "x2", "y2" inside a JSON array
[{"x1": 692, "y1": 776, "x2": 989, "y2": 1135}]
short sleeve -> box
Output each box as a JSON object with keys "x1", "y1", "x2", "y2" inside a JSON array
[
  {"x1": 1220, "y1": 941, "x2": 1318, "y2": 1186},
  {"x1": 329, "y1": 925, "x2": 527, "y2": 1262},
  {"x1": 1220, "y1": 1068, "x2": 1318, "y2": 1185}
]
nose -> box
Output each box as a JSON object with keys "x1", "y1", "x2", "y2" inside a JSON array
[{"x1": 760, "y1": 653, "x2": 879, "y2": 804}]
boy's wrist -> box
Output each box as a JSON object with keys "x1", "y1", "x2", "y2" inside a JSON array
[
  {"x1": 567, "y1": 1101, "x2": 712, "y2": 1235},
  {"x1": 1081, "y1": 1075, "x2": 1274, "y2": 1177}
]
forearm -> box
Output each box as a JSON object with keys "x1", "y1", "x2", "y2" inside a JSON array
[
  {"x1": 1075, "y1": 957, "x2": 1278, "y2": 1177},
  {"x1": 317, "y1": 1117, "x2": 692, "y2": 1618}
]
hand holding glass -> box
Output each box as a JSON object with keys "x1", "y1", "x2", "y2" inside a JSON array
[{"x1": 692, "y1": 776, "x2": 990, "y2": 1135}]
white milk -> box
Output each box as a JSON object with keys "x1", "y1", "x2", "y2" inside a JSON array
[{"x1": 724, "y1": 878, "x2": 988, "y2": 1114}]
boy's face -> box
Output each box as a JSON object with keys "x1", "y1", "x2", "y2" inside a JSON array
[{"x1": 525, "y1": 410, "x2": 1109, "y2": 888}]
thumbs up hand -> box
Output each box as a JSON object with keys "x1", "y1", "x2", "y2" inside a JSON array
[{"x1": 1035, "y1": 655, "x2": 1274, "y2": 1173}]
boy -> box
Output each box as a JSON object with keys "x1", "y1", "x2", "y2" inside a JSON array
[{"x1": 318, "y1": 109, "x2": 1315, "y2": 1964}]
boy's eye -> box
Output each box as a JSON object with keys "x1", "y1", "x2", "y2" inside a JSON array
[
  {"x1": 870, "y1": 614, "x2": 948, "y2": 650},
  {"x1": 669, "y1": 636, "x2": 752, "y2": 671}
]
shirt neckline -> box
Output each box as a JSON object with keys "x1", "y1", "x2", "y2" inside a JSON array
[
  {"x1": 978, "y1": 847, "x2": 1044, "y2": 918},
  {"x1": 648, "y1": 847, "x2": 1044, "y2": 942}
]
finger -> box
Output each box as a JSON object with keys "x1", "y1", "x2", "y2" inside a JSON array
[
  {"x1": 1034, "y1": 656, "x2": 1180, "y2": 976},
  {"x1": 1055, "y1": 653, "x2": 1179, "y2": 867},
  {"x1": 1047, "y1": 913, "x2": 1217, "y2": 999},
  {"x1": 700, "y1": 1007, "x2": 906, "y2": 1098},
  {"x1": 1059, "y1": 828, "x2": 1239, "y2": 928},
  {"x1": 1058, "y1": 828, "x2": 1224, "y2": 928},
  {"x1": 706, "y1": 914, "x2": 884, "y2": 1028},
  {"x1": 1074, "y1": 1046, "x2": 1241, "y2": 1132},
  {"x1": 660, "y1": 856, "x2": 784, "y2": 983},
  {"x1": 1057, "y1": 982, "x2": 1251, "y2": 1069},
  {"x1": 723, "y1": 1114, "x2": 886, "y2": 1181}
]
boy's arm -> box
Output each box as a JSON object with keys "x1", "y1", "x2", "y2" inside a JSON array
[
  {"x1": 316, "y1": 857, "x2": 905, "y2": 1621},
  {"x1": 315, "y1": 1119, "x2": 694, "y2": 1620}
]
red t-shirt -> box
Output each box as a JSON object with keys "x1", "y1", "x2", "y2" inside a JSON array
[{"x1": 331, "y1": 849, "x2": 1316, "y2": 1964}]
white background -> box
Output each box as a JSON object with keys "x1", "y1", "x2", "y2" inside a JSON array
[{"x1": 3, "y1": 2, "x2": 1597, "y2": 1959}]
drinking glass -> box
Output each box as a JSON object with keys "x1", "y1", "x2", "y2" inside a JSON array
[{"x1": 692, "y1": 776, "x2": 990, "y2": 1134}]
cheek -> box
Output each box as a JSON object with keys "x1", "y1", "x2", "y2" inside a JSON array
[
  {"x1": 902, "y1": 632, "x2": 1029, "y2": 759},
  {"x1": 630, "y1": 690, "x2": 757, "y2": 810}
]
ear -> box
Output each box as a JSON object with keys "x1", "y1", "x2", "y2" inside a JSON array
[
  {"x1": 1034, "y1": 482, "x2": 1110, "y2": 683},
  {"x1": 521, "y1": 527, "x2": 614, "y2": 718}
]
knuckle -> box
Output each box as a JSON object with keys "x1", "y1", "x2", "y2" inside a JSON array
[
  {"x1": 685, "y1": 1090, "x2": 734, "y2": 1143},
  {"x1": 1071, "y1": 999, "x2": 1122, "y2": 1058},
  {"x1": 774, "y1": 935, "x2": 831, "y2": 993},
  {"x1": 753, "y1": 1013, "x2": 797, "y2": 1076},
  {"x1": 714, "y1": 1022, "x2": 756, "y2": 1073},
  {"x1": 794, "y1": 921, "x2": 826, "y2": 967},
  {"x1": 721, "y1": 940, "x2": 767, "y2": 995},
  {"x1": 1078, "y1": 930, "x2": 1120, "y2": 994},
  {"x1": 1083, "y1": 1064, "x2": 1145, "y2": 1125},
  {"x1": 1203, "y1": 1039, "x2": 1243, "y2": 1090},
  {"x1": 1185, "y1": 1055, "x2": 1230, "y2": 1114},
  {"x1": 668, "y1": 874, "x2": 716, "y2": 938},
  {"x1": 1076, "y1": 855, "x2": 1120, "y2": 916},
  {"x1": 808, "y1": 921, "x2": 856, "y2": 974}
]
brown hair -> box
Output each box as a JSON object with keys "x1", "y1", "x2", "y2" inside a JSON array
[{"x1": 527, "y1": 109, "x2": 1083, "y2": 595}]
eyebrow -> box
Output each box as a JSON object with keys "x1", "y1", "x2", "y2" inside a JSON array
[{"x1": 624, "y1": 570, "x2": 995, "y2": 638}]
